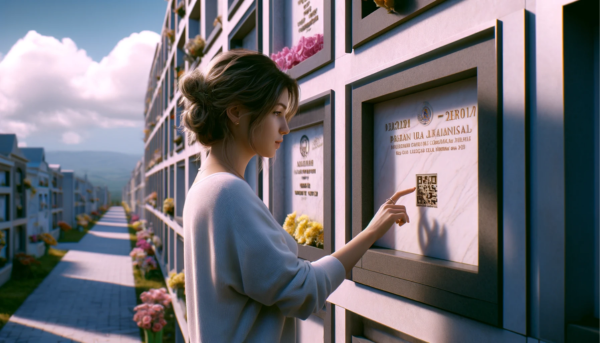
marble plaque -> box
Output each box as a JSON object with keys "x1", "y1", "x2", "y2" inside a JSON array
[
  {"x1": 373, "y1": 77, "x2": 478, "y2": 266},
  {"x1": 284, "y1": 124, "x2": 324, "y2": 225},
  {"x1": 284, "y1": 0, "x2": 324, "y2": 47}
]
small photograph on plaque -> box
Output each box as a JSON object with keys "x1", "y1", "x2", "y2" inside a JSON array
[
  {"x1": 281, "y1": 124, "x2": 325, "y2": 249},
  {"x1": 373, "y1": 77, "x2": 478, "y2": 266}
]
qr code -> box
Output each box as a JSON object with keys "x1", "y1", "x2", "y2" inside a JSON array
[{"x1": 416, "y1": 174, "x2": 437, "y2": 208}]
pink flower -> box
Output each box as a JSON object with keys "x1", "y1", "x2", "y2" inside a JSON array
[
  {"x1": 160, "y1": 319, "x2": 167, "y2": 326},
  {"x1": 143, "y1": 316, "x2": 152, "y2": 325},
  {"x1": 143, "y1": 322, "x2": 152, "y2": 330},
  {"x1": 152, "y1": 323, "x2": 163, "y2": 332}
]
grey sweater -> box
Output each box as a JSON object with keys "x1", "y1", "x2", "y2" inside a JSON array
[{"x1": 183, "y1": 172, "x2": 345, "y2": 343}]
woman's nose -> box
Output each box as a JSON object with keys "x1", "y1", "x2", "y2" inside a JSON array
[{"x1": 280, "y1": 119, "x2": 290, "y2": 135}]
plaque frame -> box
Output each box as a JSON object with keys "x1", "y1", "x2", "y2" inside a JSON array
[
  {"x1": 351, "y1": 0, "x2": 446, "y2": 49},
  {"x1": 270, "y1": 90, "x2": 334, "y2": 262},
  {"x1": 350, "y1": 33, "x2": 501, "y2": 325},
  {"x1": 269, "y1": 0, "x2": 334, "y2": 80},
  {"x1": 228, "y1": 1, "x2": 262, "y2": 53}
]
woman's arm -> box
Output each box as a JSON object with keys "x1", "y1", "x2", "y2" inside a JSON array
[{"x1": 332, "y1": 187, "x2": 415, "y2": 273}]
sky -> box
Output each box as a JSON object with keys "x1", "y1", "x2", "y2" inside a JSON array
[{"x1": 0, "y1": 0, "x2": 167, "y2": 155}]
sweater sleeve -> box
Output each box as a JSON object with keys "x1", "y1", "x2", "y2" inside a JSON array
[{"x1": 225, "y1": 182, "x2": 346, "y2": 319}]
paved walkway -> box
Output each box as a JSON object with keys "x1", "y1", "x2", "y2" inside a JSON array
[{"x1": 0, "y1": 207, "x2": 140, "y2": 343}]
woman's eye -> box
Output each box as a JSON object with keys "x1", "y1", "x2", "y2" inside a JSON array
[{"x1": 274, "y1": 111, "x2": 282, "y2": 116}]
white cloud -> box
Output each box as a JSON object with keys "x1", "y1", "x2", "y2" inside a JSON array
[
  {"x1": 0, "y1": 30, "x2": 160, "y2": 144},
  {"x1": 62, "y1": 132, "x2": 81, "y2": 145},
  {"x1": 18, "y1": 141, "x2": 27, "y2": 148}
]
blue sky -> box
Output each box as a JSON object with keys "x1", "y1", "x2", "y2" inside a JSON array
[{"x1": 0, "y1": 0, "x2": 167, "y2": 155}]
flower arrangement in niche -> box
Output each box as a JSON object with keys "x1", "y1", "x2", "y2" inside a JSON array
[
  {"x1": 141, "y1": 256, "x2": 158, "y2": 276},
  {"x1": 174, "y1": 1, "x2": 185, "y2": 17},
  {"x1": 173, "y1": 135, "x2": 183, "y2": 145},
  {"x1": 131, "y1": 214, "x2": 140, "y2": 223},
  {"x1": 369, "y1": 0, "x2": 395, "y2": 13},
  {"x1": 137, "y1": 239, "x2": 154, "y2": 255},
  {"x1": 163, "y1": 198, "x2": 174, "y2": 216},
  {"x1": 184, "y1": 35, "x2": 206, "y2": 60},
  {"x1": 167, "y1": 271, "x2": 185, "y2": 298},
  {"x1": 131, "y1": 247, "x2": 147, "y2": 267},
  {"x1": 213, "y1": 15, "x2": 222, "y2": 27},
  {"x1": 140, "y1": 288, "x2": 172, "y2": 307},
  {"x1": 271, "y1": 33, "x2": 324, "y2": 72},
  {"x1": 146, "y1": 192, "x2": 158, "y2": 208},
  {"x1": 164, "y1": 28, "x2": 175, "y2": 44},
  {"x1": 39, "y1": 233, "x2": 57, "y2": 247},
  {"x1": 283, "y1": 212, "x2": 324, "y2": 248},
  {"x1": 58, "y1": 221, "x2": 72, "y2": 232},
  {"x1": 137, "y1": 229, "x2": 153, "y2": 241}
]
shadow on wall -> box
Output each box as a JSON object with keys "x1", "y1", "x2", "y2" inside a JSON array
[{"x1": 417, "y1": 207, "x2": 449, "y2": 261}]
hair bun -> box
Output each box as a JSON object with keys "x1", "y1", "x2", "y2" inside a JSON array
[{"x1": 181, "y1": 69, "x2": 211, "y2": 106}]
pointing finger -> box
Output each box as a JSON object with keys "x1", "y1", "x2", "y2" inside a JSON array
[{"x1": 387, "y1": 187, "x2": 416, "y2": 204}]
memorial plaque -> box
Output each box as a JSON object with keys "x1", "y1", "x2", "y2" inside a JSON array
[
  {"x1": 271, "y1": 0, "x2": 332, "y2": 79},
  {"x1": 284, "y1": 0, "x2": 324, "y2": 48},
  {"x1": 351, "y1": 37, "x2": 500, "y2": 325},
  {"x1": 283, "y1": 124, "x2": 325, "y2": 226},
  {"x1": 373, "y1": 77, "x2": 478, "y2": 266}
]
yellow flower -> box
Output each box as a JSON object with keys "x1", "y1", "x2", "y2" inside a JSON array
[
  {"x1": 294, "y1": 215, "x2": 310, "y2": 244},
  {"x1": 304, "y1": 221, "x2": 323, "y2": 247},
  {"x1": 283, "y1": 212, "x2": 297, "y2": 236},
  {"x1": 168, "y1": 271, "x2": 185, "y2": 290}
]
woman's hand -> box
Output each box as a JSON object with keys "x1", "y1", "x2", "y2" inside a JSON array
[
  {"x1": 364, "y1": 187, "x2": 416, "y2": 241},
  {"x1": 332, "y1": 187, "x2": 415, "y2": 273}
]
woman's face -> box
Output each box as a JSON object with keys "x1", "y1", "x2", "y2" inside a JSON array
[{"x1": 252, "y1": 89, "x2": 291, "y2": 158}]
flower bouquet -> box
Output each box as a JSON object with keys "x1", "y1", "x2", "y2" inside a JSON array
[
  {"x1": 174, "y1": 1, "x2": 185, "y2": 17},
  {"x1": 39, "y1": 232, "x2": 57, "y2": 254},
  {"x1": 283, "y1": 212, "x2": 324, "y2": 248},
  {"x1": 167, "y1": 271, "x2": 185, "y2": 299},
  {"x1": 371, "y1": 0, "x2": 395, "y2": 13},
  {"x1": 152, "y1": 236, "x2": 163, "y2": 249},
  {"x1": 23, "y1": 178, "x2": 37, "y2": 195},
  {"x1": 131, "y1": 220, "x2": 146, "y2": 231},
  {"x1": 131, "y1": 247, "x2": 147, "y2": 268},
  {"x1": 137, "y1": 229, "x2": 153, "y2": 241},
  {"x1": 133, "y1": 302, "x2": 169, "y2": 343},
  {"x1": 271, "y1": 33, "x2": 324, "y2": 72},
  {"x1": 122, "y1": 202, "x2": 131, "y2": 214},
  {"x1": 173, "y1": 135, "x2": 183, "y2": 145},
  {"x1": 213, "y1": 14, "x2": 222, "y2": 27},
  {"x1": 58, "y1": 221, "x2": 72, "y2": 232},
  {"x1": 131, "y1": 214, "x2": 140, "y2": 223},
  {"x1": 164, "y1": 28, "x2": 175, "y2": 45},
  {"x1": 184, "y1": 35, "x2": 206, "y2": 60},
  {"x1": 29, "y1": 234, "x2": 39, "y2": 243},
  {"x1": 163, "y1": 198, "x2": 174, "y2": 217},
  {"x1": 141, "y1": 256, "x2": 159, "y2": 279},
  {"x1": 147, "y1": 192, "x2": 158, "y2": 208},
  {"x1": 137, "y1": 238, "x2": 154, "y2": 256}
]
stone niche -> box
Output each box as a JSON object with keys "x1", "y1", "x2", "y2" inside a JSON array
[
  {"x1": 271, "y1": 90, "x2": 334, "y2": 261},
  {"x1": 351, "y1": 0, "x2": 446, "y2": 49},
  {"x1": 351, "y1": 33, "x2": 501, "y2": 325},
  {"x1": 270, "y1": 90, "x2": 335, "y2": 343},
  {"x1": 228, "y1": 1, "x2": 262, "y2": 52},
  {"x1": 270, "y1": 0, "x2": 333, "y2": 79}
]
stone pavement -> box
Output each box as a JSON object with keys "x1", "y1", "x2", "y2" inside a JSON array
[{"x1": 0, "y1": 207, "x2": 141, "y2": 343}]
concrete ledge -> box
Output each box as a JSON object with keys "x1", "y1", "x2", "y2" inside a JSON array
[{"x1": 0, "y1": 262, "x2": 12, "y2": 288}]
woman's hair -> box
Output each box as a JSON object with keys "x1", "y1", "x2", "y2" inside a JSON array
[{"x1": 179, "y1": 49, "x2": 300, "y2": 149}]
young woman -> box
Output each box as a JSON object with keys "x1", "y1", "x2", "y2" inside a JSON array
[{"x1": 181, "y1": 49, "x2": 414, "y2": 342}]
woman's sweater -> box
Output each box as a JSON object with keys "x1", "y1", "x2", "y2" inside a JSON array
[{"x1": 183, "y1": 172, "x2": 346, "y2": 342}]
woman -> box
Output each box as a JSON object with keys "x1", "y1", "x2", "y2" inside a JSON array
[{"x1": 181, "y1": 49, "x2": 414, "y2": 342}]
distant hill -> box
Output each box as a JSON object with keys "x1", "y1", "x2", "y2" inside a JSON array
[{"x1": 45, "y1": 150, "x2": 142, "y2": 203}]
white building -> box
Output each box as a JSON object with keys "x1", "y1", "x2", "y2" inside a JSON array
[
  {"x1": 0, "y1": 134, "x2": 29, "y2": 287},
  {"x1": 21, "y1": 148, "x2": 51, "y2": 258},
  {"x1": 49, "y1": 164, "x2": 64, "y2": 240}
]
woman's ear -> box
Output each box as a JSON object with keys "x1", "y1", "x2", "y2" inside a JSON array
[{"x1": 226, "y1": 105, "x2": 242, "y2": 125}]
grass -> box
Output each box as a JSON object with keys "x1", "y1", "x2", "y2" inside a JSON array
[
  {"x1": 58, "y1": 216, "x2": 102, "y2": 243},
  {"x1": 0, "y1": 247, "x2": 68, "y2": 330},
  {"x1": 128, "y1": 224, "x2": 176, "y2": 343}
]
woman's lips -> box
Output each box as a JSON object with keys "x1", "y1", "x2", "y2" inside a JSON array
[{"x1": 275, "y1": 141, "x2": 282, "y2": 148}]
